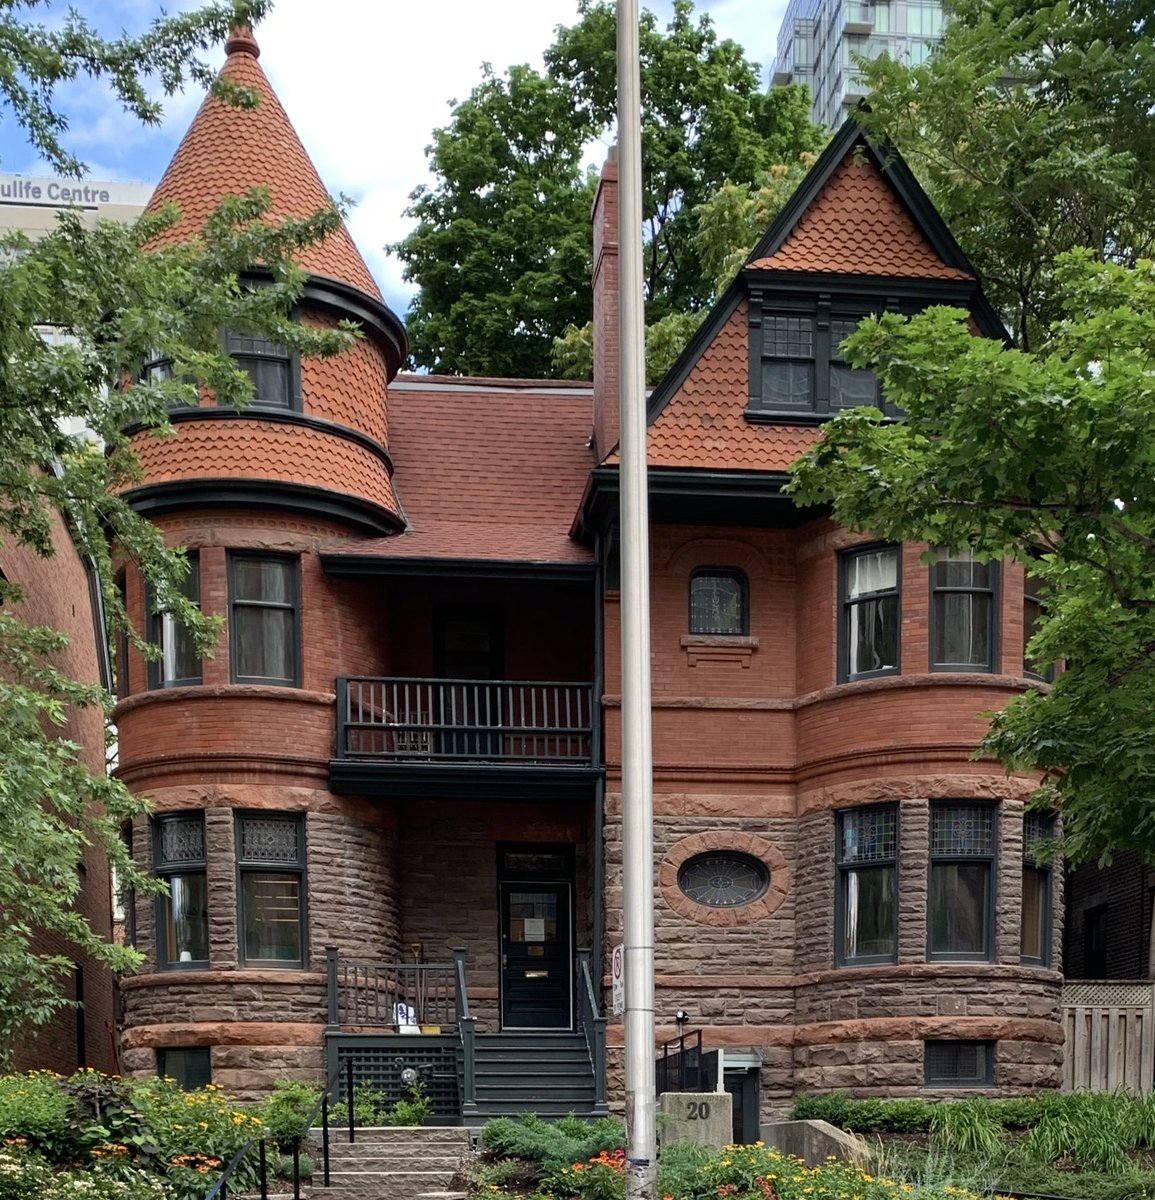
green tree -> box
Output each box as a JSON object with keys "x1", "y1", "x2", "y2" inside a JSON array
[
  {"x1": 392, "y1": 0, "x2": 823, "y2": 378},
  {"x1": 790, "y1": 252, "x2": 1155, "y2": 865},
  {"x1": 853, "y1": 0, "x2": 1155, "y2": 350},
  {"x1": 0, "y1": 1, "x2": 355, "y2": 1062},
  {"x1": 788, "y1": 0, "x2": 1155, "y2": 867}
]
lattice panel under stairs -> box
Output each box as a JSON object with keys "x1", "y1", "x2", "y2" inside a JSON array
[
  {"x1": 1062, "y1": 982, "x2": 1155, "y2": 1008},
  {"x1": 333, "y1": 1037, "x2": 460, "y2": 1121}
]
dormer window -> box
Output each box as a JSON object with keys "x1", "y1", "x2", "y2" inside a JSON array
[
  {"x1": 747, "y1": 296, "x2": 884, "y2": 421},
  {"x1": 225, "y1": 330, "x2": 298, "y2": 410}
]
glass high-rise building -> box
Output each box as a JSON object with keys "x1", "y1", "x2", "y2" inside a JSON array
[{"x1": 771, "y1": 0, "x2": 946, "y2": 128}]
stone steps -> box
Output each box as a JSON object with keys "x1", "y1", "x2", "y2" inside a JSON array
[{"x1": 313, "y1": 1126, "x2": 470, "y2": 1200}]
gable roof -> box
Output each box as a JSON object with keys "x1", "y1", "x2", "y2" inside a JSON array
[
  {"x1": 144, "y1": 26, "x2": 382, "y2": 302},
  {"x1": 641, "y1": 116, "x2": 1006, "y2": 448},
  {"x1": 744, "y1": 115, "x2": 977, "y2": 279}
]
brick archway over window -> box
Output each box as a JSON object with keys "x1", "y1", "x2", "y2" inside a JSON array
[{"x1": 659, "y1": 832, "x2": 790, "y2": 927}]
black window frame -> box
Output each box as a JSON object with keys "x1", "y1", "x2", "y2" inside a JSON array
[
  {"x1": 835, "y1": 803, "x2": 900, "y2": 966},
  {"x1": 839, "y1": 543, "x2": 902, "y2": 683},
  {"x1": 689, "y1": 567, "x2": 750, "y2": 636},
  {"x1": 929, "y1": 550, "x2": 999, "y2": 673},
  {"x1": 157, "y1": 1046, "x2": 212, "y2": 1090},
  {"x1": 1022, "y1": 565, "x2": 1056, "y2": 682},
  {"x1": 114, "y1": 570, "x2": 130, "y2": 700},
  {"x1": 928, "y1": 801, "x2": 997, "y2": 962},
  {"x1": 224, "y1": 328, "x2": 301, "y2": 412},
  {"x1": 924, "y1": 1040, "x2": 995, "y2": 1087},
  {"x1": 235, "y1": 811, "x2": 307, "y2": 969},
  {"x1": 1021, "y1": 811, "x2": 1055, "y2": 967},
  {"x1": 227, "y1": 552, "x2": 301, "y2": 687},
  {"x1": 153, "y1": 812, "x2": 209, "y2": 971},
  {"x1": 747, "y1": 298, "x2": 888, "y2": 421},
  {"x1": 146, "y1": 552, "x2": 202, "y2": 690}
]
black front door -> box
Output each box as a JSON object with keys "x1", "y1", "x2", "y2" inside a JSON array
[{"x1": 499, "y1": 882, "x2": 572, "y2": 1029}]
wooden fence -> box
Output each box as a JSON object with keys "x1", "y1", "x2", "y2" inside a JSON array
[{"x1": 1061, "y1": 980, "x2": 1155, "y2": 1094}]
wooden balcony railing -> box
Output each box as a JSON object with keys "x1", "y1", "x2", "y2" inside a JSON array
[{"x1": 335, "y1": 677, "x2": 595, "y2": 766}]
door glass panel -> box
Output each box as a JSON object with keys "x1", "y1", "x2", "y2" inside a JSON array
[{"x1": 508, "y1": 892, "x2": 559, "y2": 943}]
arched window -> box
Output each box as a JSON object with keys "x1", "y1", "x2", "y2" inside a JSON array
[{"x1": 689, "y1": 568, "x2": 748, "y2": 636}]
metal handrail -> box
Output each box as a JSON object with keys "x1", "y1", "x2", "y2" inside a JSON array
[
  {"x1": 204, "y1": 1058, "x2": 349, "y2": 1200},
  {"x1": 656, "y1": 1028, "x2": 704, "y2": 1095},
  {"x1": 331, "y1": 954, "x2": 460, "y2": 1030},
  {"x1": 577, "y1": 948, "x2": 607, "y2": 1109}
]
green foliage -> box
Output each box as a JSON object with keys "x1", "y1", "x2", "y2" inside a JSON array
[
  {"x1": 854, "y1": 0, "x2": 1155, "y2": 352},
  {"x1": 0, "y1": 1071, "x2": 71, "y2": 1160},
  {"x1": 929, "y1": 1099, "x2": 1001, "y2": 1157},
  {"x1": 387, "y1": 1080, "x2": 431, "y2": 1127},
  {"x1": 480, "y1": 1114, "x2": 625, "y2": 1179},
  {"x1": 259, "y1": 1079, "x2": 320, "y2": 1149},
  {"x1": 0, "y1": 2, "x2": 272, "y2": 177},
  {"x1": 0, "y1": 6, "x2": 359, "y2": 1060},
  {"x1": 394, "y1": 0, "x2": 823, "y2": 377},
  {"x1": 0, "y1": 1146, "x2": 52, "y2": 1200},
  {"x1": 790, "y1": 252, "x2": 1155, "y2": 864},
  {"x1": 789, "y1": 1092, "x2": 935, "y2": 1133}
]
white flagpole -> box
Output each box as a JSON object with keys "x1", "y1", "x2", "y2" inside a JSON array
[{"x1": 617, "y1": 2, "x2": 656, "y2": 1198}]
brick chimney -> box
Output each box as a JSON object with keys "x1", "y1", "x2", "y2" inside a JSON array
[{"x1": 591, "y1": 148, "x2": 619, "y2": 463}]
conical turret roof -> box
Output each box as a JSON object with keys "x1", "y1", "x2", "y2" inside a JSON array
[{"x1": 146, "y1": 25, "x2": 382, "y2": 301}]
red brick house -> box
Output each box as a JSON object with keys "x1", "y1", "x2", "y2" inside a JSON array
[{"x1": 113, "y1": 28, "x2": 1063, "y2": 1128}]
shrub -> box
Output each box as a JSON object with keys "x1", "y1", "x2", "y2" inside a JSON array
[
  {"x1": 260, "y1": 1079, "x2": 320, "y2": 1149},
  {"x1": 0, "y1": 1146, "x2": 52, "y2": 1200},
  {"x1": 329, "y1": 1084, "x2": 389, "y2": 1128},
  {"x1": 387, "y1": 1081, "x2": 431, "y2": 1126},
  {"x1": 0, "y1": 1072, "x2": 72, "y2": 1162},
  {"x1": 548, "y1": 1148, "x2": 626, "y2": 1200},
  {"x1": 481, "y1": 1114, "x2": 626, "y2": 1178},
  {"x1": 930, "y1": 1099, "x2": 1002, "y2": 1157}
]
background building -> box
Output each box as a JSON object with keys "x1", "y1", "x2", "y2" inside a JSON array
[{"x1": 771, "y1": 0, "x2": 946, "y2": 127}]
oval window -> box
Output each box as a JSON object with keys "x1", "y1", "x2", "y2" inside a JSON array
[{"x1": 676, "y1": 852, "x2": 770, "y2": 908}]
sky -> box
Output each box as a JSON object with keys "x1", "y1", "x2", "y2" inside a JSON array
[{"x1": 0, "y1": 0, "x2": 790, "y2": 319}]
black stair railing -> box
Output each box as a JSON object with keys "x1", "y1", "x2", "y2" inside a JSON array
[
  {"x1": 577, "y1": 947, "x2": 608, "y2": 1110},
  {"x1": 455, "y1": 946, "x2": 479, "y2": 1119},
  {"x1": 327, "y1": 948, "x2": 460, "y2": 1030},
  {"x1": 656, "y1": 1028, "x2": 705, "y2": 1095},
  {"x1": 204, "y1": 1058, "x2": 350, "y2": 1200}
]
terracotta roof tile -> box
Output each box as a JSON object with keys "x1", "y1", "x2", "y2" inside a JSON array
[
  {"x1": 618, "y1": 301, "x2": 821, "y2": 472},
  {"x1": 146, "y1": 29, "x2": 382, "y2": 300},
  {"x1": 328, "y1": 378, "x2": 595, "y2": 564},
  {"x1": 749, "y1": 155, "x2": 972, "y2": 280},
  {"x1": 302, "y1": 314, "x2": 389, "y2": 446},
  {"x1": 126, "y1": 418, "x2": 399, "y2": 517}
]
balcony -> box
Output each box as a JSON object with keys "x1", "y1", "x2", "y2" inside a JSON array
[
  {"x1": 330, "y1": 677, "x2": 601, "y2": 800},
  {"x1": 842, "y1": 3, "x2": 874, "y2": 34}
]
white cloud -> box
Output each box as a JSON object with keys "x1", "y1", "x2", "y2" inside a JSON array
[{"x1": 1, "y1": 0, "x2": 791, "y2": 316}]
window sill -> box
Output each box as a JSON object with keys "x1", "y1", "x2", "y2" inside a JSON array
[{"x1": 680, "y1": 635, "x2": 759, "y2": 668}]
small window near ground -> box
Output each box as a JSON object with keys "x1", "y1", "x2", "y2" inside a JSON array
[
  {"x1": 157, "y1": 1047, "x2": 211, "y2": 1090},
  {"x1": 689, "y1": 568, "x2": 748, "y2": 636},
  {"x1": 924, "y1": 1040, "x2": 994, "y2": 1086}
]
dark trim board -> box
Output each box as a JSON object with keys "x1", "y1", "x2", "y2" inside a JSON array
[
  {"x1": 577, "y1": 466, "x2": 827, "y2": 540},
  {"x1": 328, "y1": 761, "x2": 603, "y2": 802},
  {"x1": 122, "y1": 479, "x2": 404, "y2": 536},
  {"x1": 320, "y1": 554, "x2": 595, "y2": 582}
]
